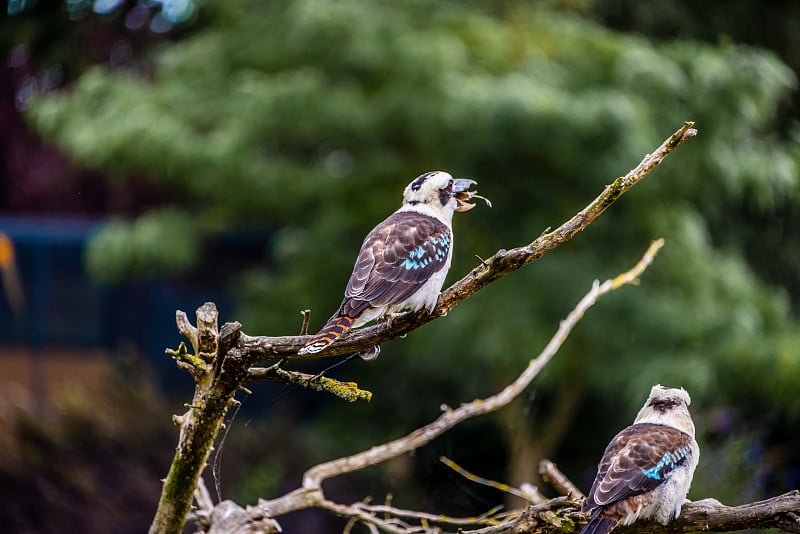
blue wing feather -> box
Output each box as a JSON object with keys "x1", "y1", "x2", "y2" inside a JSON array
[
  {"x1": 339, "y1": 211, "x2": 451, "y2": 318},
  {"x1": 583, "y1": 423, "x2": 694, "y2": 511}
]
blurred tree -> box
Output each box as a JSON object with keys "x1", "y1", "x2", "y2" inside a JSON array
[
  {"x1": 586, "y1": 0, "x2": 800, "y2": 313},
  {"x1": 21, "y1": 0, "x2": 800, "y2": 522},
  {"x1": 587, "y1": 0, "x2": 800, "y2": 125},
  {"x1": 0, "y1": 0, "x2": 193, "y2": 216}
]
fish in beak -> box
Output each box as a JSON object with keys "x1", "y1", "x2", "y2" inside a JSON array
[{"x1": 453, "y1": 178, "x2": 492, "y2": 212}]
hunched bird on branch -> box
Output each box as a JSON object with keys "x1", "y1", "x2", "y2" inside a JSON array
[
  {"x1": 298, "y1": 171, "x2": 490, "y2": 357},
  {"x1": 580, "y1": 384, "x2": 700, "y2": 534}
]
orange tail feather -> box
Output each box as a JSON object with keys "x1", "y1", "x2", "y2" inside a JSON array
[{"x1": 298, "y1": 315, "x2": 356, "y2": 355}]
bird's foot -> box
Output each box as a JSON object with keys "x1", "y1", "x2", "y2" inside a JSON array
[{"x1": 386, "y1": 312, "x2": 403, "y2": 329}]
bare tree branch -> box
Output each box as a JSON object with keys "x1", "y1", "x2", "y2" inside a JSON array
[
  {"x1": 247, "y1": 240, "x2": 664, "y2": 528},
  {"x1": 238, "y1": 122, "x2": 698, "y2": 363},
  {"x1": 506, "y1": 492, "x2": 800, "y2": 534},
  {"x1": 668, "y1": 492, "x2": 800, "y2": 534},
  {"x1": 151, "y1": 304, "x2": 251, "y2": 534},
  {"x1": 441, "y1": 456, "x2": 545, "y2": 504},
  {"x1": 246, "y1": 365, "x2": 372, "y2": 402},
  {"x1": 352, "y1": 502, "x2": 507, "y2": 529},
  {"x1": 467, "y1": 498, "x2": 574, "y2": 534},
  {"x1": 152, "y1": 124, "x2": 699, "y2": 533},
  {"x1": 192, "y1": 237, "x2": 800, "y2": 534}
]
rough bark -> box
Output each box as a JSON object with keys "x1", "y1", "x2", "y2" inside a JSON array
[{"x1": 505, "y1": 492, "x2": 800, "y2": 534}]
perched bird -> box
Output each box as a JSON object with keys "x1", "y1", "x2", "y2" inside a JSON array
[
  {"x1": 298, "y1": 171, "x2": 489, "y2": 356},
  {"x1": 580, "y1": 385, "x2": 700, "y2": 534}
]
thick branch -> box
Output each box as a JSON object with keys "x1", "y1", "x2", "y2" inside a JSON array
[
  {"x1": 655, "y1": 492, "x2": 800, "y2": 534},
  {"x1": 196, "y1": 491, "x2": 800, "y2": 534},
  {"x1": 238, "y1": 122, "x2": 697, "y2": 362},
  {"x1": 151, "y1": 306, "x2": 251, "y2": 534},
  {"x1": 509, "y1": 492, "x2": 800, "y2": 534}
]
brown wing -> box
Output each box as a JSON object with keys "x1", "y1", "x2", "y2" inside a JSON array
[
  {"x1": 339, "y1": 211, "x2": 451, "y2": 318},
  {"x1": 583, "y1": 423, "x2": 695, "y2": 511}
]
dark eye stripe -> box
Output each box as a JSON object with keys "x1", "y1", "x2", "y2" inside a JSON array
[
  {"x1": 438, "y1": 180, "x2": 453, "y2": 206},
  {"x1": 648, "y1": 397, "x2": 681, "y2": 412}
]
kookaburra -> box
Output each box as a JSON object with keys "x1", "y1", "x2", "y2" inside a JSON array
[
  {"x1": 580, "y1": 385, "x2": 700, "y2": 534},
  {"x1": 298, "y1": 171, "x2": 489, "y2": 356}
]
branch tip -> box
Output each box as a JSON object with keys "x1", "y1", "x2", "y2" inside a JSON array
[
  {"x1": 299, "y1": 309, "x2": 311, "y2": 336},
  {"x1": 440, "y1": 456, "x2": 533, "y2": 502},
  {"x1": 175, "y1": 310, "x2": 199, "y2": 352},
  {"x1": 610, "y1": 239, "x2": 664, "y2": 290},
  {"x1": 539, "y1": 459, "x2": 584, "y2": 499}
]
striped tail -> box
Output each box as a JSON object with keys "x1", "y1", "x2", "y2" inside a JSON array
[
  {"x1": 580, "y1": 509, "x2": 619, "y2": 534},
  {"x1": 298, "y1": 315, "x2": 356, "y2": 355}
]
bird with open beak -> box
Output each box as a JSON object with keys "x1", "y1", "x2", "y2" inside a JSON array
[{"x1": 299, "y1": 171, "x2": 490, "y2": 356}]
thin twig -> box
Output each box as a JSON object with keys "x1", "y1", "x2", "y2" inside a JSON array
[
  {"x1": 319, "y1": 498, "x2": 410, "y2": 534},
  {"x1": 440, "y1": 456, "x2": 533, "y2": 503},
  {"x1": 353, "y1": 502, "x2": 506, "y2": 528},
  {"x1": 465, "y1": 497, "x2": 576, "y2": 534},
  {"x1": 194, "y1": 477, "x2": 214, "y2": 516},
  {"x1": 539, "y1": 460, "x2": 584, "y2": 499},
  {"x1": 299, "y1": 309, "x2": 311, "y2": 336},
  {"x1": 247, "y1": 365, "x2": 372, "y2": 403},
  {"x1": 176, "y1": 310, "x2": 199, "y2": 354}
]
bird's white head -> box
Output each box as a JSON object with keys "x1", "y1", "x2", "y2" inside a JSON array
[
  {"x1": 633, "y1": 384, "x2": 695, "y2": 437},
  {"x1": 399, "y1": 171, "x2": 487, "y2": 223}
]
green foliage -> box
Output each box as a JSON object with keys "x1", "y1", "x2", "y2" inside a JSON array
[
  {"x1": 24, "y1": 0, "x2": 800, "y2": 508},
  {"x1": 85, "y1": 208, "x2": 201, "y2": 281}
]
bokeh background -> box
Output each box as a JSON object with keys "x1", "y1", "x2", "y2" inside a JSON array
[{"x1": 1, "y1": 1, "x2": 799, "y2": 532}]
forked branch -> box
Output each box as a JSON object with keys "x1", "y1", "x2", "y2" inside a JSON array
[{"x1": 202, "y1": 239, "x2": 799, "y2": 533}]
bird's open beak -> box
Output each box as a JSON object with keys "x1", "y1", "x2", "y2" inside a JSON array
[{"x1": 453, "y1": 179, "x2": 492, "y2": 212}]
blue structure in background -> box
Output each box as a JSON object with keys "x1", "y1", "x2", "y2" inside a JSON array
[{"x1": 0, "y1": 216, "x2": 235, "y2": 392}]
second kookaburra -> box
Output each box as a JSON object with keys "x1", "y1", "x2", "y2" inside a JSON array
[
  {"x1": 298, "y1": 171, "x2": 489, "y2": 355},
  {"x1": 580, "y1": 385, "x2": 700, "y2": 534}
]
